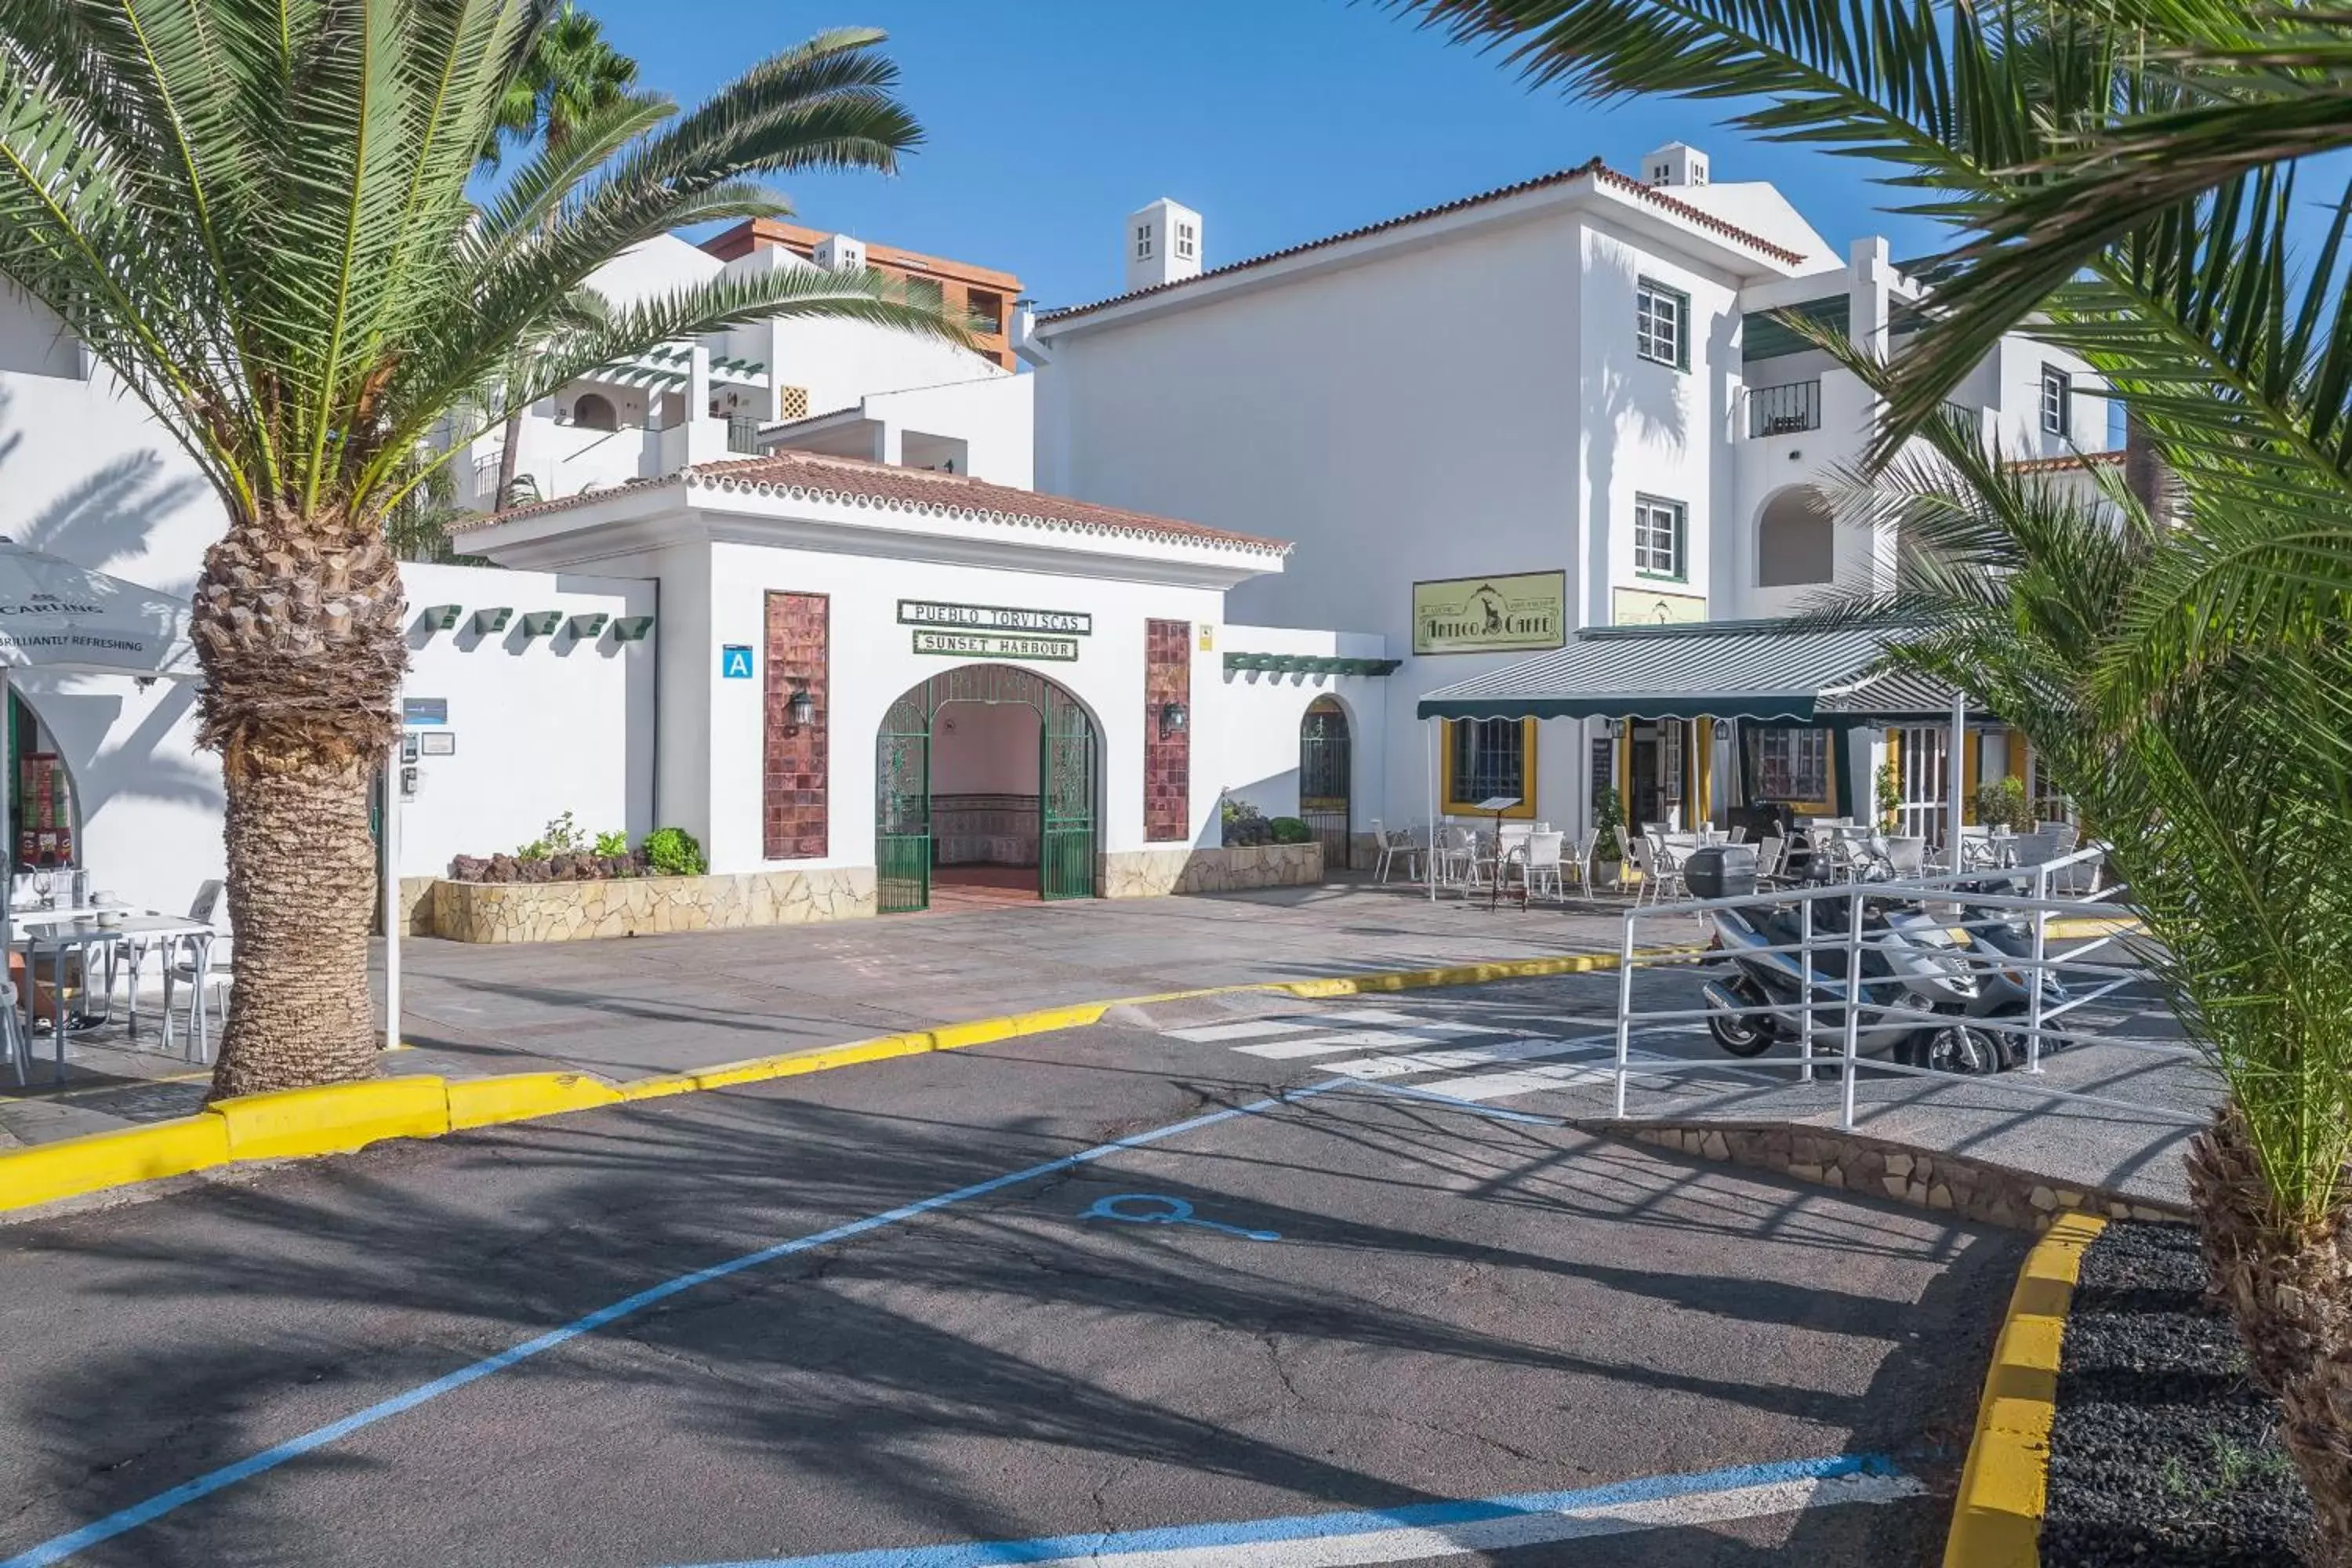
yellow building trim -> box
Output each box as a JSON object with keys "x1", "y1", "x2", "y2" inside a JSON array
[
  {"x1": 1695, "y1": 718, "x2": 1714, "y2": 824},
  {"x1": 1963, "y1": 729, "x2": 1984, "y2": 823},
  {"x1": 1441, "y1": 717, "x2": 1537, "y2": 819}
]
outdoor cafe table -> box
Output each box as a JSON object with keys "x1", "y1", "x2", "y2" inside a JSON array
[{"x1": 15, "y1": 913, "x2": 209, "y2": 1078}]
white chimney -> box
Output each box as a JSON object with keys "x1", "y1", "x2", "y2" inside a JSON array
[
  {"x1": 1642, "y1": 143, "x2": 1709, "y2": 188},
  {"x1": 813, "y1": 232, "x2": 867, "y2": 271},
  {"x1": 1123, "y1": 198, "x2": 1203, "y2": 294}
]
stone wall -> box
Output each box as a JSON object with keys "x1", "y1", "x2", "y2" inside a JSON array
[
  {"x1": 430, "y1": 867, "x2": 875, "y2": 943},
  {"x1": 1101, "y1": 843, "x2": 1323, "y2": 898},
  {"x1": 1595, "y1": 1117, "x2": 2188, "y2": 1232}
]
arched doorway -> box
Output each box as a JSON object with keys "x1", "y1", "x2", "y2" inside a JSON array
[
  {"x1": 1298, "y1": 697, "x2": 1351, "y2": 869},
  {"x1": 876, "y1": 663, "x2": 1098, "y2": 914},
  {"x1": 1757, "y1": 486, "x2": 1835, "y2": 587}
]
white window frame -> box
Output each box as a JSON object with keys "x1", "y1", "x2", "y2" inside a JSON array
[
  {"x1": 1633, "y1": 495, "x2": 1686, "y2": 581},
  {"x1": 2040, "y1": 365, "x2": 2071, "y2": 437},
  {"x1": 1134, "y1": 223, "x2": 1154, "y2": 262},
  {"x1": 1175, "y1": 221, "x2": 1196, "y2": 261},
  {"x1": 1755, "y1": 728, "x2": 1831, "y2": 805},
  {"x1": 1636, "y1": 279, "x2": 1688, "y2": 369}
]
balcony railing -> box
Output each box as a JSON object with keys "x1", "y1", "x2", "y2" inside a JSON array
[
  {"x1": 726, "y1": 414, "x2": 763, "y2": 456},
  {"x1": 1747, "y1": 379, "x2": 1820, "y2": 438},
  {"x1": 1938, "y1": 401, "x2": 1982, "y2": 438}
]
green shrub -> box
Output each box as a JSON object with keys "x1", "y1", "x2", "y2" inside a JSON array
[
  {"x1": 641, "y1": 826, "x2": 706, "y2": 877},
  {"x1": 1971, "y1": 775, "x2": 2035, "y2": 833},
  {"x1": 1269, "y1": 815, "x2": 1313, "y2": 844},
  {"x1": 1591, "y1": 784, "x2": 1626, "y2": 861},
  {"x1": 1873, "y1": 760, "x2": 1904, "y2": 831},
  {"x1": 593, "y1": 829, "x2": 630, "y2": 858}
]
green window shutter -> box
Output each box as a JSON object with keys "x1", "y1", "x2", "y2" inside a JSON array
[{"x1": 1675, "y1": 287, "x2": 1691, "y2": 372}]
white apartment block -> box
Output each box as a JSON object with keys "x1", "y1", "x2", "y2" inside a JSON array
[{"x1": 1025, "y1": 143, "x2": 2109, "y2": 856}]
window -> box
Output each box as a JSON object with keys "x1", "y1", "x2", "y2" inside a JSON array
[
  {"x1": 967, "y1": 289, "x2": 1004, "y2": 335},
  {"x1": 1633, "y1": 495, "x2": 1686, "y2": 579},
  {"x1": 1134, "y1": 222, "x2": 1154, "y2": 261},
  {"x1": 1176, "y1": 221, "x2": 1196, "y2": 261},
  {"x1": 1649, "y1": 162, "x2": 1670, "y2": 184},
  {"x1": 1445, "y1": 718, "x2": 1534, "y2": 815},
  {"x1": 1636, "y1": 278, "x2": 1689, "y2": 368},
  {"x1": 1752, "y1": 728, "x2": 1831, "y2": 806},
  {"x1": 2040, "y1": 365, "x2": 2071, "y2": 437}
]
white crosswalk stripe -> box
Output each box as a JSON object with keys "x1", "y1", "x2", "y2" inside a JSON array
[{"x1": 1163, "y1": 1005, "x2": 1735, "y2": 1105}]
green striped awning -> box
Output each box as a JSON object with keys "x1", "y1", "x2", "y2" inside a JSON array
[{"x1": 1414, "y1": 619, "x2": 1978, "y2": 722}]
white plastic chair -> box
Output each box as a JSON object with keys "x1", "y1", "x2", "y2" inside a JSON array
[
  {"x1": 1755, "y1": 834, "x2": 1787, "y2": 887},
  {"x1": 1565, "y1": 828, "x2": 1600, "y2": 898},
  {"x1": 1523, "y1": 831, "x2": 1566, "y2": 902},
  {"x1": 1726, "y1": 825, "x2": 1749, "y2": 844},
  {"x1": 162, "y1": 880, "x2": 231, "y2": 1063}
]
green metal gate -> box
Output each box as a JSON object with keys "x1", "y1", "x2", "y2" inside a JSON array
[
  {"x1": 1299, "y1": 698, "x2": 1352, "y2": 869},
  {"x1": 874, "y1": 665, "x2": 1098, "y2": 913},
  {"x1": 1040, "y1": 681, "x2": 1097, "y2": 900},
  {"x1": 876, "y1": 685, "x2": 932, "y2": 915}
]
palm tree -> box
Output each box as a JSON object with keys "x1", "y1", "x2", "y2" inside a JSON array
[
  {"x1": 0, "y1": 1, "x2": 970, "y2": 1100},
  {"x1": 482, "y1": 2, "x2": 641, "y2": 510},
  {"x1": 1389, "y1": 0, "x2": 2352, "y2": 1549}
]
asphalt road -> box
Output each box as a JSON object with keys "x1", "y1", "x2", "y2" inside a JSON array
[{"x1": 0, "y1": 1008, "x2": 2024, "y2": 1567}]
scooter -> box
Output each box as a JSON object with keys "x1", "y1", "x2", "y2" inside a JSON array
[
  {"x1": 1951, "y1": 878, "x2": 2077, "y2": 1060},
  {"x1": 1690, "y1": 846, "x2": 2003, "y2": 1075}
]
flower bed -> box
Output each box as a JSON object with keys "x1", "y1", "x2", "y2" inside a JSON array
[{"x1": 2042, "y1": 1221, "x2": 2311, "y2": 1566}]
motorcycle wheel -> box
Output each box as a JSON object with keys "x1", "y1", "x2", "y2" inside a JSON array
[
  {"x1": 1706, "y1": 975, "x2": 1777, "y2": 1058},
  {"x1": 1908, "y1": 1024, "x2": 1999, "y2": 1076}
]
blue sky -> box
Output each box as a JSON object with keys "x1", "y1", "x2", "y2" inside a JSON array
[{"x1": 594, "y1": 0, "x2": 1949, "y2": 310}]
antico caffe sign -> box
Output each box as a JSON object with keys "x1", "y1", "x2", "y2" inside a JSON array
[{"x1": 1411, "y1": 571, "x2": 1567, "y2": 655}]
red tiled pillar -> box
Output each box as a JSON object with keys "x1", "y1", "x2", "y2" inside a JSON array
[
  {"x1": 1145, "y1": 619, "x2": 1191, "y2": 842},
  {"x1": 764, "y1": 591, "x2": 829, "y2": 858}
]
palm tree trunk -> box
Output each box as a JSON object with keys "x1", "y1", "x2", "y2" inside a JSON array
[
  {"x1": 191, "y1": 510, "x2": 407, "y2": 1098},
  {"x1": 2188, "y1": 1110, "x2": 2352, "y2": 1565},
  {"x1": 495, "y1": 408, "x2": 524, "y2": 508}
]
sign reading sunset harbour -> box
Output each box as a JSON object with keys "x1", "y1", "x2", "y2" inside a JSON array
[
  {"x1": 911, "y1": 630, "x2": 1080, "y2": 662},
  {"x1": 898, "y1": 600, "x2": 1092, "y2": 637}
]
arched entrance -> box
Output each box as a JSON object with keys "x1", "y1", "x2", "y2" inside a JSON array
[
  {"x1": 876, "y1": 663, "x2": 1098, "y2": 914},
  {"x1": 1298, "y1": 696, "x2": 1351, "y2": 869}
]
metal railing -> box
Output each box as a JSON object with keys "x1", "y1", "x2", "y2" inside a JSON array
[
  {"x1": 1608, "y1": 844, "x2": 2202, "y2": 1131},
  {"x1": 726, "y1": 414, "x2": 763, "y2": 455},
  {"x1": 1747, "y1": 379, "x2": 1821, "y2": 437}
]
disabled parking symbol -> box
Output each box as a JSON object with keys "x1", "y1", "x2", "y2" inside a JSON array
[{"x1": 1080, "y1": 1192, "x2": 1280, "y2": 1242}]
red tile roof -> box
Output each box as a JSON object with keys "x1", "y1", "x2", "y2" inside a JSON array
[
  {"x1": 456, "y1": 450, "x2": 1292, "y2": 557},
  {"x1": 2004, "y1": 450, "x2": 2127, "y2": 475},
  {"x1": 1038, "y1": 158, "x2": 1808, "y2": 325}
]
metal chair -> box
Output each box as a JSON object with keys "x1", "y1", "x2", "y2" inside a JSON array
[{"x1": 162, "y1": 880, "x2": 231, "y2": 1062}]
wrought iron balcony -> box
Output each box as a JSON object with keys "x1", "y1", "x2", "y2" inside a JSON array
[{"x1": 1747, "y1": 379, "x2": 1820, "y2": 438}]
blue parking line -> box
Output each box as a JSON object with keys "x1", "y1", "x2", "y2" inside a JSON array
[
  {"x1": 659, "y1": 1454, "x2": 1905, "y2": 1567},
  {"x1": 0, "y1": 1082, "x2": 1347, "y2": 1568}
]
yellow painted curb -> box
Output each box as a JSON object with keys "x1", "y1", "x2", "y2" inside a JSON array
[
  {"x1": 0, "y1": 1115, "x2": 232, "y2": 1208},
  {"x1": 0, "y1": 946, "x2": 1652, "y2": 1217},
  {"x1": 206, "y1": 1076, "x2": 453, "y2": 1161},
  {"x1": 1944, "y1": 1210, "x2": 2106, "y2": 1567},
  {"x1": 447, "y1": 1072, "x2": 625, "y2": 1131}
]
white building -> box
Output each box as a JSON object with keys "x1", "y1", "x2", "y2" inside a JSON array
[{"x1": 1025, "y1": 145, "x2": 2109, "y2": 856}]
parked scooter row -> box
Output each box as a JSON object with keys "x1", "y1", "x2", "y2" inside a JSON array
[{"x1": 1686, "y1": 843, "x2": 2071, "y2": 1076}]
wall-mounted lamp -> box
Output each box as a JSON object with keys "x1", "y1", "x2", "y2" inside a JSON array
[
  {"x1": 788, "y1": 684, "x2": 817, "y2": 729},
  {"x1": 611, "y1": 615, "x2": 655, "y2": 643},
  {"x1": 472, "y1": 608, "x2": 513, "y2": 634},
  {"x1": 566, "y1": 612, "x2": 610, "y2": 641},
  {"x1": 517, "y1": 611, "x2": 564, "y2": 638},
  {"x1": 1159, "y1": 700, "x2": 1189, "y2": 739},
  {"x1": 418, "y1": 604, "x2": 463, "y2": 633},
  {"x1": 1603, "y1": 718, "x2": 1625, "y2": 739}
]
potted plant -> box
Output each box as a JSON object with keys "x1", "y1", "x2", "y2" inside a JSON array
[
  {"x1": 1970, "y1": 775, "x2": 2034, "y2": 834},
  {"x1": 1873, "y1": 760, "x2": 1904, "y2": 833},
  {"x1": 1591, "y1": 784, "x2": 1627, "y2": 887}
]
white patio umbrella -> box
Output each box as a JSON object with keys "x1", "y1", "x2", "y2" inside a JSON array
[
  {"x1": 0, "y1": 541, "x2": 200, "y2": 1070},
  {"x1": 0, "y1": 544, "x2": 201, "y2": 886}
]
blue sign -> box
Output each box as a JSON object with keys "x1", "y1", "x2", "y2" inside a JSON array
[
  {"x1": 402, "y1": 697, "x2": 448, "y2": 726},
  {"x1": 720, "y1": 644, "x2": 753, "y2": 680}
]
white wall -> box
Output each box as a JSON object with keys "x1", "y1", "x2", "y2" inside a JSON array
[
  {"x1": 392, "y1": 564, "x2": 655, "y2": 878},
  {"x1": 859, "y1": 376, "x2": 1034, "y2": 488},
  {"x1": 1214, "y1": 625, "x2": 1391, "y2": 834},
  {"x1": 0, "y1": 288, "x2": 227, "y2": 917},
  {"x1": 695, "y1": 539, "x2": 1226, "y2": 873},
  {"x1": 932, "y1": 700, "x2": 1037, "y2": 793}
]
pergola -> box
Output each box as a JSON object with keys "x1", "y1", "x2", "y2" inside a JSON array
[{"x1": 1413, "y1": 619, "x2": 1988, "y2": 878}]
